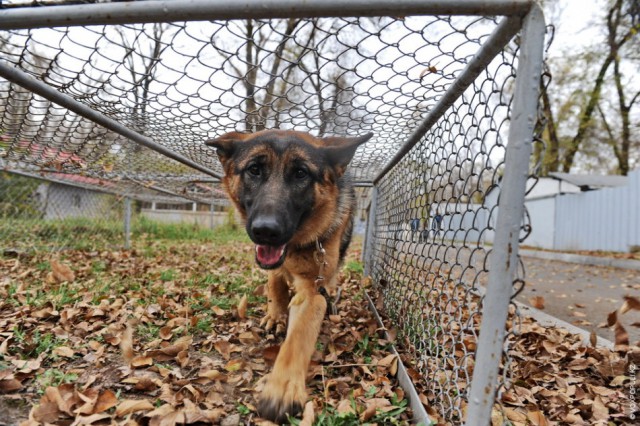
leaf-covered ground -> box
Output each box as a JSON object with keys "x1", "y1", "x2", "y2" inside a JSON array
[
  {"x1": 0, "y1": 228, "x2": 411, "y2": 425},
  {"x1": 1, "y1": 226, "x2": 638, "y2": 425}
]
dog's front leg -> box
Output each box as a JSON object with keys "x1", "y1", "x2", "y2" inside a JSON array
[
  {"x1": 260, "y1": 271, "x2": 290, "y2": 332},
  {"x1": 258, "y1": 279, "x2": 326, "y2": 423}
]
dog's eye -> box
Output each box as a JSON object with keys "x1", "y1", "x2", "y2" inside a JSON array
[
  {"x1": 247, "y1": 164, "x2": 261, "y2": 177},
  {"x1": 294, "y1": 168, "x2": 308, "y2": 179}
]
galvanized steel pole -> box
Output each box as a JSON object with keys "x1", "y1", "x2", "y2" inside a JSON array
[
  {"x1": 363, "y1": 187, "x2": 378, "y2": 277},
  {"x1": 0, "y1": 61, "x2": 222, "y2": 180},
  {"x1": 465, "y1": 4, "x2": 546, "y2": 425},
  {"x1": 0, "y1": 0, "x2": 535, "y2": 30},
  {"x1": 124, "y1": 197, "x2": 132, "y2": 249},
  {"x1": 373, "y1": 14, "x2": 523, "y2": 185}
]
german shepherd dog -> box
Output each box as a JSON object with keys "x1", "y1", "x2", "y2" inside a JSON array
[{"x1": 205, "y1": 129, "x2": 372, "y2": 423}]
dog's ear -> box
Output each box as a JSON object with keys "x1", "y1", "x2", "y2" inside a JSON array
[
  {"x1": 322, "y1": 133, "x2": 373, "y2": 176},
  {"x1": 205, "y1": 132, "x2": 251, "y2": 164}
]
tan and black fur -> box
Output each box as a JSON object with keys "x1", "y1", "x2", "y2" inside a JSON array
[{"x1": 205, "y1": 129, "x2": 371, "y2": 423}]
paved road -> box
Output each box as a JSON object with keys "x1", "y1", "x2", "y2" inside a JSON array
[
  {"x1": 376, "y1": 238, "x2": 640, "y2": 344},
  {"x1": 518, "y1": 256, "x2": 640, "y2": 344}
]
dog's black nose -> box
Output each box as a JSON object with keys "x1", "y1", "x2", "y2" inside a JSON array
[{"x1": 251, "y1": 215, "x2": 284, "y2": 244}]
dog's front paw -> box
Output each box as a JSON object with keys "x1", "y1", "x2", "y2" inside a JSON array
[
  {"x1": 260, "y1": 312, "x2": 286, "y2": 334},
  {"x1": 257, "y1": 373, "x2": 306, "y2": 424}
]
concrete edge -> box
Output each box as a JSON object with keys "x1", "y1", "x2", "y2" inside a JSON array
[
  {"x1": 520, "y1": 249, "x2": 640, "y2": 271},
  {"x1": 363, "y1": 291, "x2": 432, "y2": 426}
]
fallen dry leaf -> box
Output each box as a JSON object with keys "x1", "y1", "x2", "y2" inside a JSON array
[
  {"x1": 115, "y1": 399, "x2": 155, "y2": 416},
  {"x1": 620, "y1": 295, "x2": 640, "y2": 314},
  {"x1": 237, "y1": 294, "x2": 248, "y2": 319},
  {"x1": 529, "y1": 296, "x2": 545, "y2": 310},
  {"x1": 50, "y1": 259, "x2": 75, "y2": 283},
  {"x1": 299, "y1": 401, "x2": 315, "y2": 426},
  {"x1": 94, "y1": 389, "x2": 118, "y2": 413},
  {"x1": 120, "y1": 323, "x2": 134, "y2": 364}
]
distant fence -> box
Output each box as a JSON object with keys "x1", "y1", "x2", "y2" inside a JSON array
[
  {"x1": 0, "y1": 173, "x2": 232, "y2": 252},
  {"x1": 526, "y1": 169, "x2": 640, "y2": 252}
]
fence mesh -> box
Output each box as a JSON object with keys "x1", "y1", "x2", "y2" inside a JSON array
[
  {"x1": 0, "y1": 2, "x2": 540, "y2": 423},
  {"x1": 366, "y1": 37, "x2": 526, "y2": 421},
  {"x1": 0, "y1": 172, "x2": 127, "y2": 252}
]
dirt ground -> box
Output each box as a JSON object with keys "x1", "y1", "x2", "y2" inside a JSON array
[{"x1": 518, "y1": 256, "x2": 640, "y2": 344}]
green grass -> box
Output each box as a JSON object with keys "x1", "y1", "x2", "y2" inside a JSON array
[
  {"x1": 344, "y1": 260, "x2": 364, "y2": 275},
  {"x1": 288, "y1": 395, "x2": 409, "y2": 425},
  {"x1": 0, "y1": 214, "x2": 248, "y2": 254},
  {"x1": 36, "y1": 368, "x2": 78, "y2": 392},
  {"x1": 10, "y1": 328, "x2": 68, "y2": 360}
]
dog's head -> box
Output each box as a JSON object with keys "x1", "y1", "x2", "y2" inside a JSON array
[{"x1": 206, "y1": 129, "x2": 372, "y2": 269}]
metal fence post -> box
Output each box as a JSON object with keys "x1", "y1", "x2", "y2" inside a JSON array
[
  {"x1": 465, "y1": 4, "x2": 545, "y2": 426},
  {"x1": 124, "y1": 197, "x2": 132, "y2": 249},
  {"x1": 363, "y1": 186, "x2": 378, "y2": 277}
]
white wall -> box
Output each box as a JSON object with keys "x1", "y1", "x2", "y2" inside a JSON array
[
  {"x1": 553, "y1": 170, "x2": 640, "y2": 252},
  {"x1": 523, "y1": 196, "x2": 556, "y2": 249}
]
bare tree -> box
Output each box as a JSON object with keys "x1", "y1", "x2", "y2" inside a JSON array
[{"x1": 558, "y1": 0, "x2": 639, "y2": 173}]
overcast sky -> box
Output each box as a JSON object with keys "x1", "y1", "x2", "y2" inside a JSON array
[{"x1": 548, "y1": 0, "x2": 603, "y2": 56}]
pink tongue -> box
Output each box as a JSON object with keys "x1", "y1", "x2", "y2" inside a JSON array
[{"x1": 256, "y1": 244, "x2": 285, "y2": 266}]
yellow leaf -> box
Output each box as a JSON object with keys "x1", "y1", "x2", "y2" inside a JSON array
[{"x1": 225, "y1": 359, "x2": 243, "y2": 372}]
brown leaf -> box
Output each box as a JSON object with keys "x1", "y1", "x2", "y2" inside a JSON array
[
  {"x1": 336, "y1": 399, "x2": 356, "y2": 415},
  {"x1": 504, "y1": 407, "x2": 528, "y2": 422},
  {"x1": 607, "y1": 310, "x2": 618, "y2": 327},
  {"x1": 614, "y1": 321, "x2": 629, "y2": 345},
  {"x1": 299, "y1": 401, "x2": 315, "y2": 426},
  {"x1": 238, "y1": 331, "x2": 260, "y2": 344},
  {"x1": 115, "y1": 399, "x2": 154, "y2": 416},
  {"x1": 591, "y1": 396, "x2": 609, "y2": 421},
  {"x1": 0, "y1": 376, "x2": 22, "y2": 393},
  {"x1": 529, "y1": 296, "x2": 545, "y2": 310},
  {"x1": 95, "y1": 389, "x2": 118, "y2": 413},
  {"x1": 214, "y1": 340, "x2": 231, "y2": 360},
  {"x1": 360, "y1": 398, "x2": 390, "y2": 421},
  {"x1": 620, "y1": 295, "x2": 640, "y2": 314},
  {"x1": 130, "y1": 356, "x2": 153, "y2": 368},
  {"x1": 225, "y1": 359, "x2": 243, "y2": 372},
  {"x1": 377, "y1": 354, "x2": 396, "y2": 367},
  {"x1": 212, "y1": 305, "x2": 225, "y2": 316},
  {"x1": 51, "y1": 259, "x2": 75, "y2": 283},
  {"x1": 12, "y1": 358, "x2": 41, "y2": 373},
  {"x1": 237, "y1": 294, "x2": 248, "y2": 319},
  {"x1": 120, "y1": 323, "x2": 134, "y2": 364},
  {"x1": 159, "y1": 326, "x2": 173, "y2": 340},
  {"x1": 589, "y1": 331, "x2": 597, "y2": 347},
  {"x1": 526, "y1": 410, "x2": 548, "y2": 426},
  {"x1": 31, "y1": 402, "x2": 61, "y2": 423},
  {"x1": 52, "y1": 346, "x2": 75, "y2": 358},
  {"x1": 263, "y1": 346, "x2": 280, "y2": 365},
  {"x1": 198, "y1": 369, "x2": 225, "y2": 381}
]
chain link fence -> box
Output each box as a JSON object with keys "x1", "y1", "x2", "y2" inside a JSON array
[
  {"x1": 0, "y1": 1, "x2": 546, "y2": 424},
  {"x1": 0, "y1": 172, "x2": 127, "y2": 252},
  {"x1": 365, "y1": 44, "x2": 523, "y2": 421}
]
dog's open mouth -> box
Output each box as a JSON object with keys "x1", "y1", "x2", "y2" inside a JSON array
[{"x1": 255, "y1": 244, "x2": 287, "y2": 269}]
